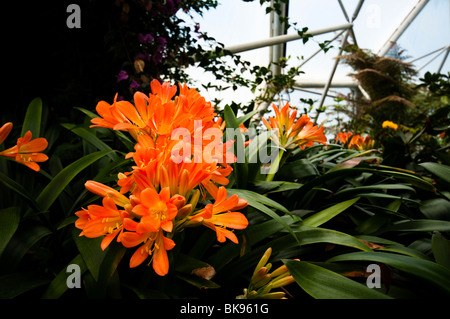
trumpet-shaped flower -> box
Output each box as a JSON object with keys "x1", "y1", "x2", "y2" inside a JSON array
[
  {"x1": 335, "y1": 132, "x2": 374, "y2": 151},
  {"x1": 262, "y1": 103, "x2": 327, "y2": 150},
  {"x1": 189, "y1": 186, "x2": 248, "y2": 243},
  {"x1": 0, "y1": 129, "x2": 48, "y2": 171},
  {"x1": 295, "y1": 121, "x2": 327, "y2": 150},
  {"x1": 120, "y1": 187, "x2": 182, "y2": 274},
  {"x1": 121, "y1": 229, "x2": 175, "y2": 275},
  {"x1": 75, "y1": 81, "x2": 252, "y2": 277},
  {"x1": 85, "y1": 180, "x2": 131, "y2": 208},
  {"x1": 75, "y1": 196, "x2": 131, "y2": 250},
  {"x1": 130, "y1": 187, "x2": 182, "y2": 233}
]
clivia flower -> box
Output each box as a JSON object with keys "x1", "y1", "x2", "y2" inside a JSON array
[
  {"x1": 75, "y1": 81, "x2": 250, "y2": 277},
  {"x1": 335, "y1": 132, "x2": 374, "y2": 151},
  {"x1": 262, "y1": 103, "x2": 327, "y2": 150},
  {"x1": 120, "y1": 187, "x2": 183, "y2": 274},
  {"x1": 189, "y1": 186, "x2": 248, "y2": 243},
  {"x1": 0, "y1": 123, "x2": 48, "y2": 172},
  {"x1": 75, "y1": 196, "x2": 131, "y2": 250}
]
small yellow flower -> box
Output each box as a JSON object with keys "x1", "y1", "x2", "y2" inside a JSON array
[{"x1": 382, "y1": 121, "x2": 398, "y2": 130}]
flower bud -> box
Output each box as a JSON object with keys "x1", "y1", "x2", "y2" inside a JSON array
[
  {"x1": 270, "y1": 275, "x2": 295, "y2": 289},
  {"x1": 253, "y1": 247, "x2": 272, "y2": 277},
  {"x1": 189, "y1": 189, "x2": 201, "y2": 211},
  {"x1": 270, "y1": 265, "x2": 289, "y2": 278},
  {"x1": 250, "y1": 266, "x2": 269, "y2": 285},
  {"x1": 177, "y1": 204, "x2": 192, "y2": 219},
  {"x1": 252, "y1": 274, "x2": 272, "y2": 289},
  {"x1": 85, "y1": 180, "x2": 130, "y2": 208}
]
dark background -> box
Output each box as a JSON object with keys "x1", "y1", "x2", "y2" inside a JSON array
[{"x1": 3, "y1": 1, "x2": 121, "y2": 123}]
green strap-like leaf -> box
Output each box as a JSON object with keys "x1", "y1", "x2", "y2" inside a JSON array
[
  {"x1": 61, "y1": 124, "x2": 118, "y2": 161},
  {"x1": 302, "y1": 197, "x2": 359, "y2": 227},
  {"x1": 334, "y1": 184, "x2": 416, "y2": 197},
  {"x1": 328, "y1": 251, "x2": 450, "y2": 295},
  {"x1": 41, "y1": 254, "x2": 88, "y2": 299},
  {"x1": 378, "y1": 219, "x2": 450, "y2": 234},
  {"x1": 292, "y1": 225, "x2": 373, "y2": 251},
  {"x1": 284, "y1": 259, "x2": 392, "y2": 299},
  {"x1": 236, "y1": 109, "x2": 259, "y2": 125},
  {"x1": 419, "y1": 162, "x2": 450, "y2": 183},
  {"x1": 226, "y1": 188, "x2": 299, "y2": 245},
  {"x1": 224, "y1": 105, "x2": 248, "y2": 189},
  {"x1": 0, "y1": 207, "x2": 21, "y2": 257},
  {"x1": 0, "y1": 171, "x2": 41, "y2": 211},
  {"x1": 21, "y1": 97, "x2": 42, "y2": 137},
  {"x1": 72, "y1": 228, "x2": 108, "y2": 282},
  {"x1": 35, "y1": 150, "x2": 113, "y2": 213},
  {"x1": 0, "y1": 271, "x2": 51, "y2": 299},
  {"x1": 432, "y1": 232, "x2": 450, "y2": 269},
  {"x1": 0, "y1": 223, "x2": 52, "y2": 272}
]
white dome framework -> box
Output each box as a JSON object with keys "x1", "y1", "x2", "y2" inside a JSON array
[{"x1": 194, "y1": 0, "x2": 449, "y2": 121}]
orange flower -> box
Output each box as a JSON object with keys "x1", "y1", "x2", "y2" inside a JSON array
[
  {"x1": 335, "y1": 132, "x2": 374, "y2": 151},
  {"x1": 75, "y1": 81, "x2": 253, "y2": 276},
  {"x1": 85, "y1": 180, "x2": 131, "y2": 208},
  {"x1": 0, "y1": 122, "x2": 13, "y2": 145},
  {"x1": 335, "y1": 132, "x2": 353, "y2": 145},
  {"x1": 119, "y1": 187, "x2": 182, "y2": 274},
  {"x1": 0, "y1": 130, "x2": 48, "y2": 171},
  {"x1": 90, "y1": 94, "x2": 127, "y2": 129},
  {"x1": 121, "y1": 229, "x2": 175, "y2": 275},
  {"x1": 295, "y1": 122, "x2": 327, "y2": 150},
  {"x1": 262, "y1": 103, "x2": 326, "y2": 150},
  {"x1": 75, "y1": 196, "x2": 131, "y2": 250},
  {"x1": 239, "y1": 123, "x2": 252, "y2": 147},
  {"x1": 189, "y1": 187, "x2": 248, "y2": 243},
  {"x1": 130, "y1": 187, "x2": 182, "y2": 233}
]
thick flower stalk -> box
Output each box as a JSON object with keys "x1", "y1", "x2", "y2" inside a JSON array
[
  {"x1": 0, "y1": 122, "x2": 48, "y2": 171},
  {"x1": 75, "y1": 80, "x2": 248, "y2": 276}
]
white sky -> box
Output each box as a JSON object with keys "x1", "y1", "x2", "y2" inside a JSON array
[{"x1": 180, "y1": 0, "x2": 450, "y2": 120}]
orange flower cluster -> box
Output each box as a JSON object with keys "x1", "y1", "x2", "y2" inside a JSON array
[
  {"x1": 262, "y1": 103, "x2": 327, "y2": 150},
  {"x1": 0, "y1": 122, "x2": 48, "y2": 171},
  {"x1": 75, "y1": 80, "x2": 248, "y2": 276},
  {"x1": 335, "y1": 132, "x2": 374, "y2": 151}
]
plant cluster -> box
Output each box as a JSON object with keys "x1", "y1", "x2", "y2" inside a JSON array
[{"x1": 0, "y1": 0, "x2": 449, "y2": 301}]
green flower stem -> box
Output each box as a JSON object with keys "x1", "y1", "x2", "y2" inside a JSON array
[{"x1": 266, "y1": 148, "x2": 285, "y2": 182}]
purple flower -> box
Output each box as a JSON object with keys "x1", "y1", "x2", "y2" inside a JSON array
[
  {"x1": 163, "y1": 0, "x2": 181, "y2": 15},
  {"x1": 138, "y1": 33, "x2": 154, "y2": 44},
  {"x1": 156, "y1": 37, "x2": 167, "y2": 45},
  {"x1": 116, "y1": 70, "x2": 129, "y2": 83},
  {"x1": 130, "y1": 79, "x2": 140, "y2": 90},
  {"x1": 135, "y1": 53, "x2": 151, "y2": 62}
]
